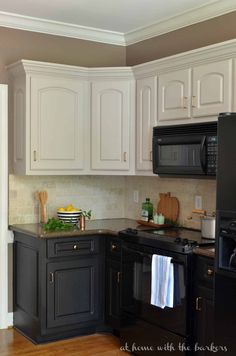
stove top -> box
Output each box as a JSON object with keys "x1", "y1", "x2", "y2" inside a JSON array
[{"x1": 119, "y1": 227, "x2": 215, "y2": 253}]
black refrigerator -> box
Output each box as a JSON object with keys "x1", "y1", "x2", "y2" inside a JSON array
[{"x1": 215, "y1": 112, "x2": 236, "y2": 355}]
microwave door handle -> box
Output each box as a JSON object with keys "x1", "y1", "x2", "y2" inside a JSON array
[{"x1": 200, "y1": 136, "x2": 207, "y2": 173}]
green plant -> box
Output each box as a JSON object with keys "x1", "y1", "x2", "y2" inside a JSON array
[
  {"x1": 43, "y1": 218, "x2": 75, "y2": 232},
  {"x1": 81, "y1": 210, "x2": 92, "y2": 219}
]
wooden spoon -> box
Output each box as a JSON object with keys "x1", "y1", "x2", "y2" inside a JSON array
[{"x1": 35, "y1": 190, "x2": 48, "y2": 223}]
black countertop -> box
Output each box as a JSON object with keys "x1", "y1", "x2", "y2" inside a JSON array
[
  {"x1": 10, "y1": 218, "x2": 146, "y2": 239},
  {"x1": 10, "y1": 218, "x2": 215, "y2": 258}
]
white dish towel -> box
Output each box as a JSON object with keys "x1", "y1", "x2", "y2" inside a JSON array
[{"x1": 151, "y1": 254, "x2": 174, "y2": 309}]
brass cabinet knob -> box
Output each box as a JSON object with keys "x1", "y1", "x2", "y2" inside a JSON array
[
  {"x1": 207, "y1": 268, "x2": 214, "y2": 276},
  {"x1": 111, "y1": 243, "x2": 117, "y2": 251}
]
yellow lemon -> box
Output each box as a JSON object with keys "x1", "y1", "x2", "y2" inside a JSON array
[
  {"x1": 58, "y1": 207, "x2": 66, "y2": 212},
  {"x1": 66, "y1": 204, "x2": 74, "y2": 211}
]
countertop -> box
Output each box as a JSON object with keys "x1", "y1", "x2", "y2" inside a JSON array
[
  {"x1": 193, "y1": 246, "x2": 215, "y2": 259},
  {"x1": 10, "y1": 218, "x2": 144, "y2": 239},
  {"x1": 10, "y1": 219, "x2": 215, "y2": 258}
]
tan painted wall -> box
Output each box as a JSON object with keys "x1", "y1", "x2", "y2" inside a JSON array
[
  {"x1": 0, "y1": 26, "x2": 126, "y2": 82},
  {"x1": 126, "y1": 11, "x2": 236, "y2": 65}
]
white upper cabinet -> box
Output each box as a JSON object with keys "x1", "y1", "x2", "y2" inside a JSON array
[
  {"x1": 91, "y1": 80, "x2": 134, "y2": 171},
  {"x1": 157, "y1": 59, "x2": 232, "y2": 125},
  {"x1": 192, "y1": 59, "x2": 232, "y2": 118},
  {"x1": 8, "y1": 61, "x2": 89, "y2": 175},
  {"x1": 158, "y1": 69, "x2": 191, "y2": 122},
  {"x1": 7, "y1": 40, "x2": 236, "y2": 176},
  {"x1": 30, "y1": 76, "x2": 86, "y2": 171},
  {"x1": 136, "y1": 76, "x2": 157, "y2": 171}
]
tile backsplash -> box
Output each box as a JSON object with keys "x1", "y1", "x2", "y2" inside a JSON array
[
  {"x1": 124, "y1": 176, "x2": 216, "y2": 230},
  {"x1": 9, "y1": 174, "x2": 216, "y2": 229},
  {"x1": 9, "y1": 175, "x2": 126, "y2": 224}
]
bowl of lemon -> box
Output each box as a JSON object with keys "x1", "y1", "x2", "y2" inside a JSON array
[{"x1": 57, "y1": 204, "x2": 82, "y2": 224}]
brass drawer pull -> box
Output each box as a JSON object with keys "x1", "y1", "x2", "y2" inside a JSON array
[
  {"x1": 117, "y1": 271, "x2": 121, "y2": 284},
  {"x1": 49, "y1": 272, "x2": 54, "y2": 284},
  {"x1": 73, "y1": 244, "x2": 79, "y2": 250},
  {"x1": 196, "y1": 297, "x2": 202, "y2": 311},
  {"x1": 192, "y1": 95, "x2": 196, "y2": 108},
  {"x1": 207, "y1": 268, "x2": 214, "y2": 276},
  {"x1": 182, "y1": 96, "x2": 188, "y2": 109},
  {"x1": 150, "y1": 151, "x2": 152, "y2": 162}
]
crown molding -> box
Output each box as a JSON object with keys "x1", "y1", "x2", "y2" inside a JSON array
[
  {"x1": 133, "y1": 38, "x2": 236, "y2": 77},
  {"x1": 0, "y1": 11, "x2": 126, "y2": 46},
  {"x1": 125, "y1": 0, "x2": 236, "y2": 45},
  {"x1": 0, "y1": 1, "x2": 235, "y2": 47}
]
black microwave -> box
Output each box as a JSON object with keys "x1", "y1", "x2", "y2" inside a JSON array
[{"x1": 152, "y1": 122, "x2": 217, "y2": 177}]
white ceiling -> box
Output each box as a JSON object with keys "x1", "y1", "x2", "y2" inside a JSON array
[{"x1": 0, "y1": 0, "x2": 235, "y2": 45}]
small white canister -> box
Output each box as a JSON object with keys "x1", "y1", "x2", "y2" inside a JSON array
[{"x1": 201, "y1": 215, "x2": 216, "y2": 239}]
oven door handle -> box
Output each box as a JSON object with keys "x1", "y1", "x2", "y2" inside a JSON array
[
  {"x1": 171, "y1": 258, "x2": 184, "y2": 265},
  {"x1": 122, "y1": 246, "x2": 152, "y2": 259},
  {"x1": 136, "y1": 251, "x2": 152, "y2": 259}
]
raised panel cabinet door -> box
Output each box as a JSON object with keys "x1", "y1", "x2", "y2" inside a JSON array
[
  {"x1": 47, "y1": 257, "x2": 101, "y2": 329},
  {"x1": 158, "y1": 69, "x2": 191, "y2": 122},
  {"x1": 91, "y1": 81, "x2": 131, "y2": 170},
  {"x1": 30, "y1": 76, "x2": 86, "y2": 171},
  {"x1": 192, "y1": 59, "x2": 232, "y2": 118},
  {"x1": 136, "y1": 76, "x2": 157, "y2": 171}
]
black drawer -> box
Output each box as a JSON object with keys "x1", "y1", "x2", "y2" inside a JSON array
[
  {"x1": 47, "y1": 236, "x2": 99, "y2": 258},
  {"x1": 106, "y1": 238, "x2": 121, "y2": 259},
  {"x1": 195, "y1": 255, "x2": 214, "y2": 289}
]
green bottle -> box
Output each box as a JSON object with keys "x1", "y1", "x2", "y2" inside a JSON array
[{"x1": 141, "y1": 198, "x2": 153, "y2": 222}]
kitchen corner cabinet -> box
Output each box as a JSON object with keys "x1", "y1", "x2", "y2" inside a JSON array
[
  {"x1": 136, "y1": 76, "x2": 157, "y2": 171},
  {"x1": 91, "y1": 79, "x2": 135, "y2": 171},
  {"x1": 8, "y1": 60, "x2": 89, "y2": 175},
  {"x1": 8, "y1": 60, "x2": 134, "y2": 175},
  {"x1": 193, "y1": 255, "x2": 215, "y2": 355},
  {"x1": 13, "y1": 232, "x2": 104, "y2": 343},
  {"x1": 158, "y1": 59, "x2": 232, "y2": 124}
]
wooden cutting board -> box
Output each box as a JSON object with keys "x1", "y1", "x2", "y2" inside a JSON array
[{"x1": 157, "y1": 192, "x2": 179, "y2": 223}]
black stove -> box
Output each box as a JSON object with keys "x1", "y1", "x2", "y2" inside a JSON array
[{"x1": 119, "y1": 227, "x2": 215, "y2": 253}]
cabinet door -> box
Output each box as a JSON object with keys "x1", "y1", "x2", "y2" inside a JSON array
[
  {"x1": 136, "y1": 76, "x2": 157, "y2": 171},
  {"x1": 105, "y1": 259, "x2": 121, "y2": 330},
  {"x1": 47, "y1": 256, "x2": 101, "y2": 328},
  {"x1": 91, "y1": 81, "x2": 132, "y2": 170},
  {"x1": 158, "y1": 69, "x2": 191, "y2": 122},
  {"x1": 30, "y1": 76, "x2": 86, "y2": 171},
  {"x1": 194, "y1": 296, "x2": 214, "y2": 355},
  {"x1": 192, "y1": 59, "x2": 232, "y2": 118}
]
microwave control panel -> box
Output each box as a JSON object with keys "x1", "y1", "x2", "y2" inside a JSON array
[{"x1": 207, "y1": 136, "x2": 217, "y2": 174}]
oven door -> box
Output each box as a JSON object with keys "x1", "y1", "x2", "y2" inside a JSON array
[
  {"x1": 121, "y1": 242, "x2": 188, "y2": 337},
  {"x1": 153, "y1": 135, "x2": 207, "y2": 175}
]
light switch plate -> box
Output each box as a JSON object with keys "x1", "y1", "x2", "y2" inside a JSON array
[
  {"x1": 195, "y1": 195, "x2": 202, "y2": 210},
  {"x1": 133, "y1": 190, "x2": 139, "y2": 203}
]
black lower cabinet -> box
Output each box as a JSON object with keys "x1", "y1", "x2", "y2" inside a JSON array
[
  {"x1": 13, "y1": 232, "x2": 104, "y2": 343},
  {"x1": 105, "y1": 238, "x2": 121, "y2": 332},
  {"x1": 193, "y1": 255, "x2": 214, "y2": 356},
  {"x1": 47, "y1": 257, "x2": 100, "y2": 328}
]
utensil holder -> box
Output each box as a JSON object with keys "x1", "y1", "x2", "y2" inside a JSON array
[{"x1": 40, "y1": 204, "x2": 47, "y2": 224}]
